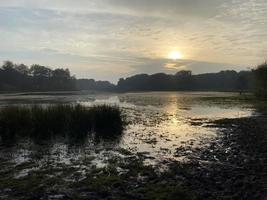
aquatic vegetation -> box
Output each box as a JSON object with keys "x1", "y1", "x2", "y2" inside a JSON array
[
  {"x1": 0, "y1": 104, "x2": 124, "y2": 143},
  {"x1": 0, "y1": 153, "x2": 194, "y2": 200}
]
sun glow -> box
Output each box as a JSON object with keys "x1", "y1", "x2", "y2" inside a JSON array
[{"x1": 168, "y1": 51, "x2": 183, "y2": 60}]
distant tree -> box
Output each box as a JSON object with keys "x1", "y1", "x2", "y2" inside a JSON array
[
  {"x1": 175, "y1": 70, "x2": 195, "y2": 90},
  {"x1": 1, "y1": 61, "x2": 17, "y2": 90},
  {"x1": 0, "y1": 60, "x2": 258, "y2": 93},
  {"x1": 30, "y1": 65, "x2": 52, "y2": 78},
  {"x1": 51, "y1": 68, "x2": 76, "y2": 90},
  {"x1": 29, "y1": 65, "x2": 52, "y2": 90},
  {"x1": 77, "y1": 79, "x2": 96, "y2": 90},
  {"x1": 149, "y1": 73, "x2": 170, "y2": 90},
  {"x1": 237, "y1": 75, "x2": 247, "y2": 94},
  {"x1": 77, "y1": 78, "x2": 115, "y2": 91},
  {"x1": 0, "y1": 61, "x2": 77, "y2": 91},
  {"x1": 52, "y1": 68, "x2": 70, "y2": 79},
  {"x1": 0, "y1": 61, "x2": 31, "y2": 90},
  {"x1": 175, "y1": 70, "x2": 192, "y2": 77},
  {"x1": 2, "y1": 61, "x2": 15, "y2": 71},
  {"x1": 117, "y1": 78, "x2": 125, "y2": 88},
  {"x1": 116, "y1": 70, "x2": 256, "y2": 92},
  {"x1": 14, "y1": 64, "x2": 30, "y2": 75},
  {"x1": 253, "y1": 62, "x2": 267, "y2": 97},
  {"x1": 117, "y1": 74, "x2": 149, "y2": 91}
]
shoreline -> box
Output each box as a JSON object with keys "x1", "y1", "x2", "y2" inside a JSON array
[{"x1": 176, "y1": 113, "x2": 267, "y2": 199}]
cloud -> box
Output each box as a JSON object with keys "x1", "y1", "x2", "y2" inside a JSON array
[
  {"x1": 0, "y1": 0, "x2": 266, "y2": 82},
  {"x1": 104, "y1": 0, "x2": 226, "y2": 19}
]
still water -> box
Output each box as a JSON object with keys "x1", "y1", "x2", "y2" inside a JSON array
[{"x1": 0, "y1": 92, "x2": 255, "y2": 168}]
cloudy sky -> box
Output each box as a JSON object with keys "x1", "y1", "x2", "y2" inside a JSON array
[{"x1": 0, "y1": 0, "x2": 266, "y2": 82}]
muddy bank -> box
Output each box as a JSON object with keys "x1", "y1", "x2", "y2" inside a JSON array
[{"x1": 167, "y1": 114, "x2": 267, "y2": 200}]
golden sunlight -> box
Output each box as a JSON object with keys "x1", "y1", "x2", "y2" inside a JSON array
[{"x1": 168, "y1": 51, "x2": 183, "y2": 60}]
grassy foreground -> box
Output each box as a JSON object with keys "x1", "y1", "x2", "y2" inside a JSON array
[{"x1": 0, "y1": 104, "x2": 124, "y2": 143}]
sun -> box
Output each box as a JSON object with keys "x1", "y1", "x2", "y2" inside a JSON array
[{"x1": 168, "y1": 51, "x2": 183, "y2": 60}]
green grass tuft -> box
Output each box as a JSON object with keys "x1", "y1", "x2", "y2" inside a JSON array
[{"x1": 0, "y1": 104, "x2": 124, "y2": 143}]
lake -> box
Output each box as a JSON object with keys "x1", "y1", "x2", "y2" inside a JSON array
[{"x1": 0, "y1": 92, "x2": 255, "y2": 167}]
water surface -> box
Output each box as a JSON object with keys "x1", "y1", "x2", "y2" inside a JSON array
[{"x1": 0, "y1": 92, "x2": 255, "y2": 168}]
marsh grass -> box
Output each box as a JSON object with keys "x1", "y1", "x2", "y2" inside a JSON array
[{"x1": 0, "y1": 104, "x2": 124, "y2": 143}]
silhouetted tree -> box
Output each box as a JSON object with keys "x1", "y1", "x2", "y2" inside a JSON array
[
  {"x1": 77, "y1": 79, "x2": 116, "y2": 91},
  {"x1": 51, "y1": 68, "x2": 76, "y2": 90},
  {"x1": 237, "y1": 75, "x2": 247, "y2": 94},
  {"x1": 2, "y1": 61, "x2": 15, "y2": 71},
  {"x1": 0, "y1": 61, "x2": 30, "y2": 90},
  {"x1": 117, "y1": 74, "x2": 150, "y2": 91},
  {"x1": 116, "y1": 70, "x2": 256, "y2": 92},
  {"x1": 117, "y1": 71, "x2": 195, "y2": 91},
  {"x1": 175, "y1": 70, "x2": 195, "y2": 90},
  {"x1": 30, "y1": 65, "x2": 52, "y2": 78},
  {"x1": 0, "y1": 61, "x2": 77, "y2": 91},
  {"x1": 175, "y1": 70, "x2": 192, "y2": 77},
  {"x1": 0, "y1": 60, "x2": 259, "y2": 93},
  {"x1": 253, "y1": 62, "x2": 267, "y2": 97},
  {"x1": 15, "y1": 64, "x2": 30, "y2": 75}
]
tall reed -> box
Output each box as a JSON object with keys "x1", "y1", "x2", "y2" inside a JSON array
[{"x1": 0, "y1": 104, "x2": 124, "y2": 143}]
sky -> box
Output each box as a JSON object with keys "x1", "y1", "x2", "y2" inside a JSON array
[{"x1": 0, "y1": 0, "x2": 266, "y2": 83}]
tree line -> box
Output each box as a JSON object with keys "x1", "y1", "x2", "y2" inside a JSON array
[
  {"x1": 0, "y1": 60, "x2": 266, "y2": 97},
  {"x1": 118, "y1": 62, "x2": 266, "y2": 97},
  {"x1": 0, "y1": 61, "x2": 115, "y2": 92},
  {"x1": 0, "y1": 61, "x2": 76, "y2": 91},
  {"x1": 117, "y1": 70, "x2": 255, "y2": 92}
]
